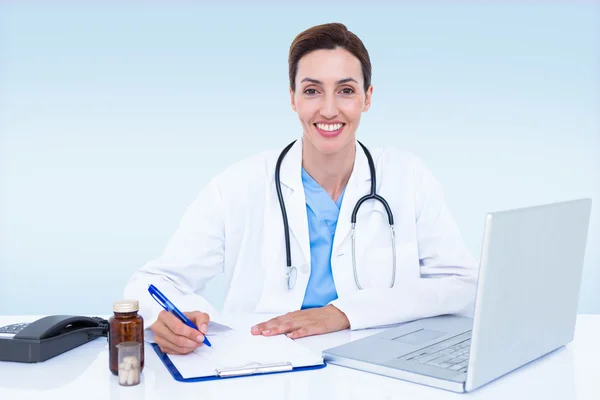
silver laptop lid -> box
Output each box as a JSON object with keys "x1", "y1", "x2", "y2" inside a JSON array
[{"x1": 465, "y1": 198, "x2": 592, "y2": 391}]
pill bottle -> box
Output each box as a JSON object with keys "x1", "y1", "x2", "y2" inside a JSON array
[{"x1": 109, "y1": 299, "x2": 144, "y2": 376}]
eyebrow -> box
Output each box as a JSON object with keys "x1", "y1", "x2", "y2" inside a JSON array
[{"x1": 300, "y1": 77, "x2": 359, "y2": 85}]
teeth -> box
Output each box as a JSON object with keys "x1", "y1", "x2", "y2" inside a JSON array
[{"x1": 316, "y1": 123, "x2": 343, "y2": 132}]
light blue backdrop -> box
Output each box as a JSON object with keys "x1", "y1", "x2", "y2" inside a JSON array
[{"x1": 0, "y1": 2, "x2": 598, "y2": 315}]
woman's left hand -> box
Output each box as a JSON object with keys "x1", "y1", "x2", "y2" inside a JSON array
[{"x1": 250, "y1": 305, "x2": 350, "y2": 339}]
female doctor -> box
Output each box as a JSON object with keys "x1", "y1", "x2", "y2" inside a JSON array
[{"x1": 124, "y1": 22, "x2": 478, "y2": 355}]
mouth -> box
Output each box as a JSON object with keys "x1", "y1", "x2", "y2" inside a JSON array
[{"x1": 314, "y1": 122, "x2": 346, "y2": 138}]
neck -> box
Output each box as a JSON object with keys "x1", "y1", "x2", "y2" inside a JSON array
[{"x1": 302, "y1": 139, "x2": 355, "y2": 202}]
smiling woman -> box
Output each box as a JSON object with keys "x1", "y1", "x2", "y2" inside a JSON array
[
  {"x1": 289, "y1": 24, "x2": 374, "y2": 203},
  {"x1": 291, "y1": 47, "x2": 371, "y2": 201},
  {"x1": 124, "y1": 22, "x2": 478, "y2": 356}
]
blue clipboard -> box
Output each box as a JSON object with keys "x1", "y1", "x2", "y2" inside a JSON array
[{"x1": 152, "y1": 343, "x2": 327, "y2": 382}]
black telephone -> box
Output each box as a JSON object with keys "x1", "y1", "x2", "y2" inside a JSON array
[{"x1": 0, "y1": 315, "x2": 109, "y2": 363}]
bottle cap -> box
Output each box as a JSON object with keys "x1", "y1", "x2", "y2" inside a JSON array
[{"x1": 113, "y1": 299, "x2": 139, "y2": 313}]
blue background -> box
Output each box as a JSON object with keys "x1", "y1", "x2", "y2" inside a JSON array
[{"x1": 0, "y1": 1, "x2": 598, "y2": 315}]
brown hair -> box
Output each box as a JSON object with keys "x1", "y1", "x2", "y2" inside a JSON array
[{"x1": 288, "y1": 22, "x2": 372, "y2": 93}]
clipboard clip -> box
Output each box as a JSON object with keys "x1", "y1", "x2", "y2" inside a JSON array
[{"x1": 215, "y1": 361, "x2": 293, "y2": 377}]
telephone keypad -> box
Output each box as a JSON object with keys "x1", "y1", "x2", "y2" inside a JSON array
[{"x1": 0, "y1": 323, "x2": 29, "y2": 334}]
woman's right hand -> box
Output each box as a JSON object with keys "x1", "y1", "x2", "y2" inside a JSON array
[{"x1": 151, "y1": 310, "x2": 210, "y2": 355}]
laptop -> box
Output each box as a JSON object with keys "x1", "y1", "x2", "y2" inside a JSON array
[{"x1": 323, "y1": 198, "x2": 592, "y2": 393}]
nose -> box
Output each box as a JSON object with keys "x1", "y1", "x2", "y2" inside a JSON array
[{"x1": 320, "y1": 92, "x2": 339, "y2": 119}]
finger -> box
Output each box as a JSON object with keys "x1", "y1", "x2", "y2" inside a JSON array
[
  {"x1": 185, "y1": 311, "x2": 211, "y2": 334},
  {"x1": 251, "y1": 315, "x2": 287, "y2": 335},
  {"x1": 250, "y1": 317, "x2": 275, "y2": 335},
  {"x1": 152, "y1": 318, "x2": 201, "y2": 350},
  {"x1": 160, "y1": 310, "x2": 204, "y2": 342},
  {"x1": 159, "y1": 310, "x2": 205, "y2": 344},
  {"x1": 286, "y1": 323, "x2": 323, "y2": 339},
  {"x1": 252, "y1": 313, "x2": 305, "y2": 336},
  {"x1": 262, "y1": 319, "x2": 304, "y2": 336},
  {"x1": 154, "y1": 335, "x2": 195, "y2": 355}
]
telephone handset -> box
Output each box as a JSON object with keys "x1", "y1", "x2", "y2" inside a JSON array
[{"x1": 0, "y1": 315, "x2": 109, "y2": 363}]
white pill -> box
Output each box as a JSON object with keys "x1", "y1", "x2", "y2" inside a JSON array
[
  {"x1": 127, "y1": 368, "x2": 137, "y2": 385},
  {"x1": 131, "y1": 357, "x2": 139, "y2": 368},
  {"x1": 119, "y1": 370, "x2": 128, "y2": 385}
]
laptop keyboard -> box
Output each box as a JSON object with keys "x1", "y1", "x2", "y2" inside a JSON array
[{"x1": 398, "y1": 331, "x2": 471, "y2": 373}]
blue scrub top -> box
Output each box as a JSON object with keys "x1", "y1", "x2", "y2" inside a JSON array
[{"x1": 301, "y1": 168, "x2": 346, "y2": 309}]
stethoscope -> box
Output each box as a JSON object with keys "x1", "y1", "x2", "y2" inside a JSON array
[{"x1": 274, "y1": 140, "x2": 396, "y2": 291}]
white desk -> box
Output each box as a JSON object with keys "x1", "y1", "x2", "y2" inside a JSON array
[{"x1": 0, "y1": 314, "x2": 598, "y2": 400}]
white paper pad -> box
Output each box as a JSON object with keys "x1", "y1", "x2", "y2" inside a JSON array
[{"x1": 167, "y1": 330, "x2": 324, "y2": 379}]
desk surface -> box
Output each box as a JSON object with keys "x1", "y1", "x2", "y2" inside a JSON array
[{"x1": 0, "y1": 314, "x2": 598, "y2": 400}]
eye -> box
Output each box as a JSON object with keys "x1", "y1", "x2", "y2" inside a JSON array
[
  {"x1": 303, "y1": 88, "x2": 318, "y2": 95},
  {"x1": 340, "y1": 87, "x2": 354, "y2": 95}
]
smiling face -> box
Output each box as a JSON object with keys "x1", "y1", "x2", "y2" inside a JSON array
[{"x1": 290, "y1": 47, "x2": 373, "y2": 155}]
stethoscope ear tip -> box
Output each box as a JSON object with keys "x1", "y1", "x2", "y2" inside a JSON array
[{"x1": 286, "y1": 266, "x2": 298, "y2": 290}]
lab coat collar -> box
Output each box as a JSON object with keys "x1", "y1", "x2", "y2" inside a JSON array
[{"x1": 278, "y1": 136, "x2": 371, "y2": 192}]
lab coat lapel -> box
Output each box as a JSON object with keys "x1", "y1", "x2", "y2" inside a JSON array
[
  {"x1": 332, "y1": 141, "x2": 372, "y2": 258},
  {"x1": 278, "y1": 139, "x2": 311, "y2": 268}
]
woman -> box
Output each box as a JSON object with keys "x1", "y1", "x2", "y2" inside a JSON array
[{"x1": 124, "y1": 22, "x2": 478, "y2": 355}]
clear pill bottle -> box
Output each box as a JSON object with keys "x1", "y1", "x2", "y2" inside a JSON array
[{"x1": 109, "y1": 299, "x2": 145, "y2": 376}]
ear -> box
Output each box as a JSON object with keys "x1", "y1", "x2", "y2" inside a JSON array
[
  {"x1": 289, "y1": 86, "x2": 297, "y2": 112},
  {"x1": 363, "y1": 85, "x2": 373, "y2": 112}
]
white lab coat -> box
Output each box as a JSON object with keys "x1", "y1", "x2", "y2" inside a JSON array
[{"x1": 124, "y1": 138, "x2": 478, "y2": 334}]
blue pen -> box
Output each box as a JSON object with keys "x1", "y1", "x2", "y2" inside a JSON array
[{"x1": 147, "y1": 284, "x2": 212, "y2": 347}]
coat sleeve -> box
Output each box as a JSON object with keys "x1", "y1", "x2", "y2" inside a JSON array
[
  {"x1": 331, "y1": 156, "x2": 479, "y2": 330},
  {"x1": 123, "y1": 178, "x2": 226, "y2": 341}
]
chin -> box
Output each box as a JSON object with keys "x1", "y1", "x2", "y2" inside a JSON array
[
  {"x1": 306, "y1": 131, "x2": 354, "y2": 156},
  {"x1": 310, "y1": 137, "x2": 348, "y2": 155},
  {"x1": 319, "y1": 142, "x2": 346, "y2": 155}
]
